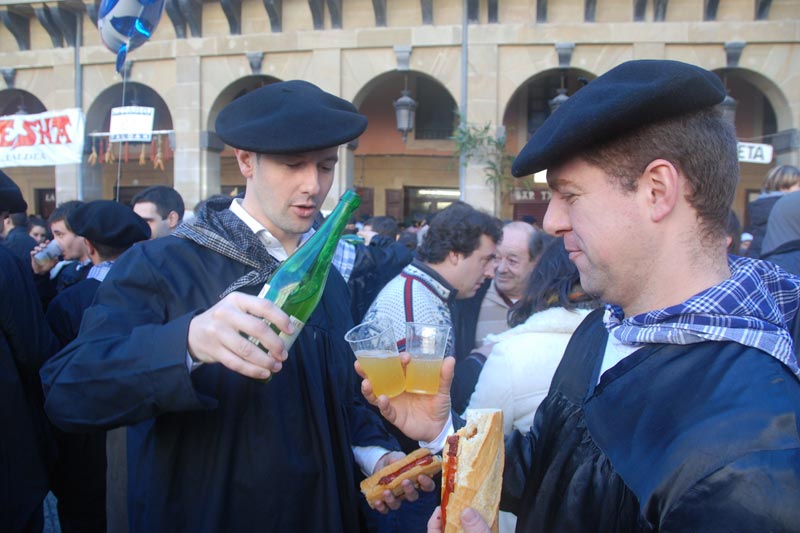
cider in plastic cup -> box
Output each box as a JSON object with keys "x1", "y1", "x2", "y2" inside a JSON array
[
  {"x1": 404, "y1": 358, "x2": 444, "y2": 394},
  {"x1": 354, "y1": 349, "x2": 405, "y2": 398},
  {"x1": 404, "y1": 323, "x2": 451, "y2": 394},
  {"x1": 345, "y1": 317, "x2": 405, "y2": 397}
]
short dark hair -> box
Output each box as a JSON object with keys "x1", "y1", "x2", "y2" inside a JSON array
[
  {"x1": 49, "y1": 200, "x2": 83, "y2": 230},
  {"x1": 508, "y1": 238, "x2": 599, "y2": 327},
  {"x1": 131, "y1": 185, "x2": 185, "y2": 221},
  {"x1": 365, "y1": 216, "x2": 399, "y2": 239},
  {"x1": 529, "y1": 230, "x2": 556, "y2": 263},
  {"x1": 91, "y1": 241, "x2": 131, "y2": 260},
  {"x1": 397, "y1": 230, "x2": 417, "y2": 251},
  {"x1": 28, "y1": 215, "x2": 47, "y2": 230},
  {"x1": 416, "y1": 202, "x2": 502, "y2": 264},
  {"x1": 726, "y1": 210, "x2": 741, "y2": 255},
  {"x1": 578, "y1": 106, "x2": 738, "y2": 241}
]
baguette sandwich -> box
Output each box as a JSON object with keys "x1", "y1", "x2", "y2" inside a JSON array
[
  {"x1": 361, "y1": 448, "x2": 443, "y2": 507},
  {"x1": 441, "y1": 409, "x2": 504, "y2": 533}
]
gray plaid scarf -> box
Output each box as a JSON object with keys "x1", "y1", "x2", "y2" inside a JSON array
[{"x1": 173, "y1": 195, "x2": 279, "y2": 298}]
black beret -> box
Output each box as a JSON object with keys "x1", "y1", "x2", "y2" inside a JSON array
[
  {"x1": 68, "y1": 200, "x2": 150, "y2": 247},
  {"x1": 512, "y1": 60, "x2": 726, "y2": 177},
  {"x1": 0, "y1": 170, "x2": 27, "y2": 213},
  {"x1": 215, "y1": 80, "x2": 367, "y2": 154}
]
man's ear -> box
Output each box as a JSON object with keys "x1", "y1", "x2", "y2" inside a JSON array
[
  {"x1": 84, "y1": 239, "x2": 97, "y2": 258},
  {"x1": 234, "y1": 149, "x2": 255, "y2": 179},
  {"x1": 448, "y1": 250, "x2": 461, "y2": 266},
  {"x1": 167, "y1": 210, "x2": 181, "y2": 229},
  {"x1": 641, "y1": 159, "x2": 680, "y2": 223}
]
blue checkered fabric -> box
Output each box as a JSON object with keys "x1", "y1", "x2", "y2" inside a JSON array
[
  {"x1": 604, "y1": 255, "x2": 800, "y2": 378},
  {"x1": 332, "y1": 239, "x2": 357, "y2": 283}
]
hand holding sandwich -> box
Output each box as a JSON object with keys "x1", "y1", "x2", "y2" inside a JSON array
[
  {"x1": 428, "y1": 506, "x2": 490, "y2": 533},
  {"x1": 355, "y1": 354, "x2": 456, "y2": 442},
  {"x1": 362, "y1": 448, "x2": 440, "y2": 513}
]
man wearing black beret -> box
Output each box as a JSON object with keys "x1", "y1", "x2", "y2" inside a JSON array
[
  {"x1": 40, "y1": 200, "x2": 149, "y2": 533},
  {"x1": 40, "y1": 81, "x2": 410, "y2": 532},
  {"x1": 0, "y1": 171, "x2": 60, "y2": 531},
  {"x1": 364, "y1": 60, "x2": 800, "y2": 531}
]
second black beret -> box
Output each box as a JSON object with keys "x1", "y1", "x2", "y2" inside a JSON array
[
  {"x1": 68, "y1": 200, "x2": 150, "y2": 247},
  {"x1": 512, "y1": 60, "x2": 726, "y2": 177}
]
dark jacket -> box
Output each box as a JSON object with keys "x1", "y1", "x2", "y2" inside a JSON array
[
  {"x1": 347, "y1": 234, "x2": 413, "y2": 323},
  {"x1": 744, "y1": 193, "x2": 781, "y2": 258},
  {"x1": 0, "y1": 247, "x2": 59, "y2": 532},
  {"x1": 502, "y1": 309, "x2": 800, "y2": 531},
  {"x1": 761, "y1": 239, "x2": 800, "y2": 277},
  {"x1": 40, "y1": 233, "x2": 397, "y2": 532},
  {"x1": 2, "y1": 226, "x2": 36, "y2": 265}
]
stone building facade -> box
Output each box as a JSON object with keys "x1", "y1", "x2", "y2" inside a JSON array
[{"x1": 0, "y1": 0, "x2": 797, "y2": 224}]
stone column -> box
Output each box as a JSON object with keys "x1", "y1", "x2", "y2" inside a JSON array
[
  {"x1": 172, "y1": 52, "x2": 209, "y2": 210},
  {"x1": 462, "y1": 42, "x2": 499, "y2": 215}
]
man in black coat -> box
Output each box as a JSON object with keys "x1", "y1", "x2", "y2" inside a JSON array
[
  {"x1": 44, "y1": 200, "x2": 150, "y2": 533},
  {"x1": 0, "y1": 171, "x2": 60, "y2": 532},
  {"x1": 2, "y1": 211, "x2": 37, "y2": 264},
  {"x1": 40, "y1": 81, "x2": 421, "y2": 532},
  {"x1": 362, "y1": 60, "x2": 800, "y2": 531}
]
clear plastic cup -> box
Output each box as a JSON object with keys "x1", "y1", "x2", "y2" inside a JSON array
[
  {"x1": 33, "y1": 240, "x2": 62, "y2": 266},
  {"x1": 404, "y1": 323, "x2": 451, "y2": 394},
  {"x1": 346, "y1": 317, "x2": 405, "y2": 398}
]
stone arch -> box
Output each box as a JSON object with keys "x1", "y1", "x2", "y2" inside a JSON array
[
  {"x1": 355, "y1": 69, "x2": 457, "y2": 151},
  {"x1": 0, "y1": 89, "x2": 47, "y2": 116},
  {"x1": 501, "y1": 67, "x2": 596, "y2": 158},
  {"x1": 352, "y1": 69, "x2": 459, "y2": 221},
  {"x1": 207, "y1": 75, "x2": 282, "y2": 132},
  {"x1": 207, "y1": 75, "x2": 282, "y2": 196},
  {"x1": 713, "y1": 67, "x2": 790, "y2": 138},
  {"x1": 83, "y1": 82, "x2": 174, "y2": 200}
]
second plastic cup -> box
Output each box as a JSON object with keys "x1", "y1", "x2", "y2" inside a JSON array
[
  {"x1": 404, "y1": 323, "x2": 451, "y2": 394},
  {"x1": 345, "y1": 317, "x2": 405, "y2": 398}
]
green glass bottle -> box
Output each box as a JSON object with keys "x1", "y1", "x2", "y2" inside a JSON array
[{"x1": 246, "y1": 189, "x2": 362, "y2": 368}]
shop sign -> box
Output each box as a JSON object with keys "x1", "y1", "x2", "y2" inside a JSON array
[
  {"x1": 737, "y1": 142, "x2": 773, "y2": 164},
  {"x1": 511, "y1": 188, "x2": 553, "y2": 203}
]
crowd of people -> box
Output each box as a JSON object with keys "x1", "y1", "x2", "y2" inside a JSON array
[{"x1": 1, "y1": 61, "x2": 799, "y2": 533}]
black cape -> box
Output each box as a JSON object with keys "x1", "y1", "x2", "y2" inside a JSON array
[
  {"x1": 45, "y1": 276, "x2": 107, "y2": 532},
  {"x1": 40, "y1": 234, "x2": 397, "y2": 532},
  {"x1": 46, "y1": 277, "x2": 101, "y2": 348},
  {"x1": 0, "y1": 246, "x2": 59, "y2": 531},
  {"x1": 503, "y1": 308, "x2": 800, "y2": 531}
]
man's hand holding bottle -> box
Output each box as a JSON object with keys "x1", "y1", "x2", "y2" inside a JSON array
[{"x1": 187, "y1": 292, "x2": 293, "y2": 380}]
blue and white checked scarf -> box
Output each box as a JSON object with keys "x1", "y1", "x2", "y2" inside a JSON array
[
  {"x1": 332, "y1": 239, "x2": 357, "y2": 283},
  {"x1": 87, "y1": 260, "x2": 114, "y2": 282},
  {"x1": 604, "y1": 255, "x2": 800, "y2": 378}
]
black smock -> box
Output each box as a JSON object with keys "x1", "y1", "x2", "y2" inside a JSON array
[
  {"x1": 45, "y1": 277, "x2": 100, "y2": 348},
  {"x1": 0, "y1": 246, "x2": 59, "y2": 532},
  {"x1": 502, "y1": 308, "x2": 800, "y2": 531},
  {"x1": 45, "y1": 277, "x2": 107, "y2": 533},
  {"x1": 40, "y1": 234, "x2": 397, "y2": 532}
]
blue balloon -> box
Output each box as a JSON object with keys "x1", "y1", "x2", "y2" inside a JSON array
[{"x1": 98, "y1": 0, "x2": 166, "y2": 72}]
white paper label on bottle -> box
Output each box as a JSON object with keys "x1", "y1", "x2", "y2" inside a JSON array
[
  {"x1": 247, "y1": 315, "x2": 304, "y2": 350},
  {"x1": 280, "y1": 315, "x2": 305, "y2": 351}
]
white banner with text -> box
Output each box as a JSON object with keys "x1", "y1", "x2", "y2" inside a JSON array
[{"x1": 0, "y1": 108, "x2": 85, "y2": 167}]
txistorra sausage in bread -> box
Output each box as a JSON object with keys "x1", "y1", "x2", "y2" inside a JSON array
[
  {"x1": 441, "y1": 409, "x2": 504, "y2": 533},
  {"x1": 361, "y1": 448, "x2": 443, "y2": 507}
]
